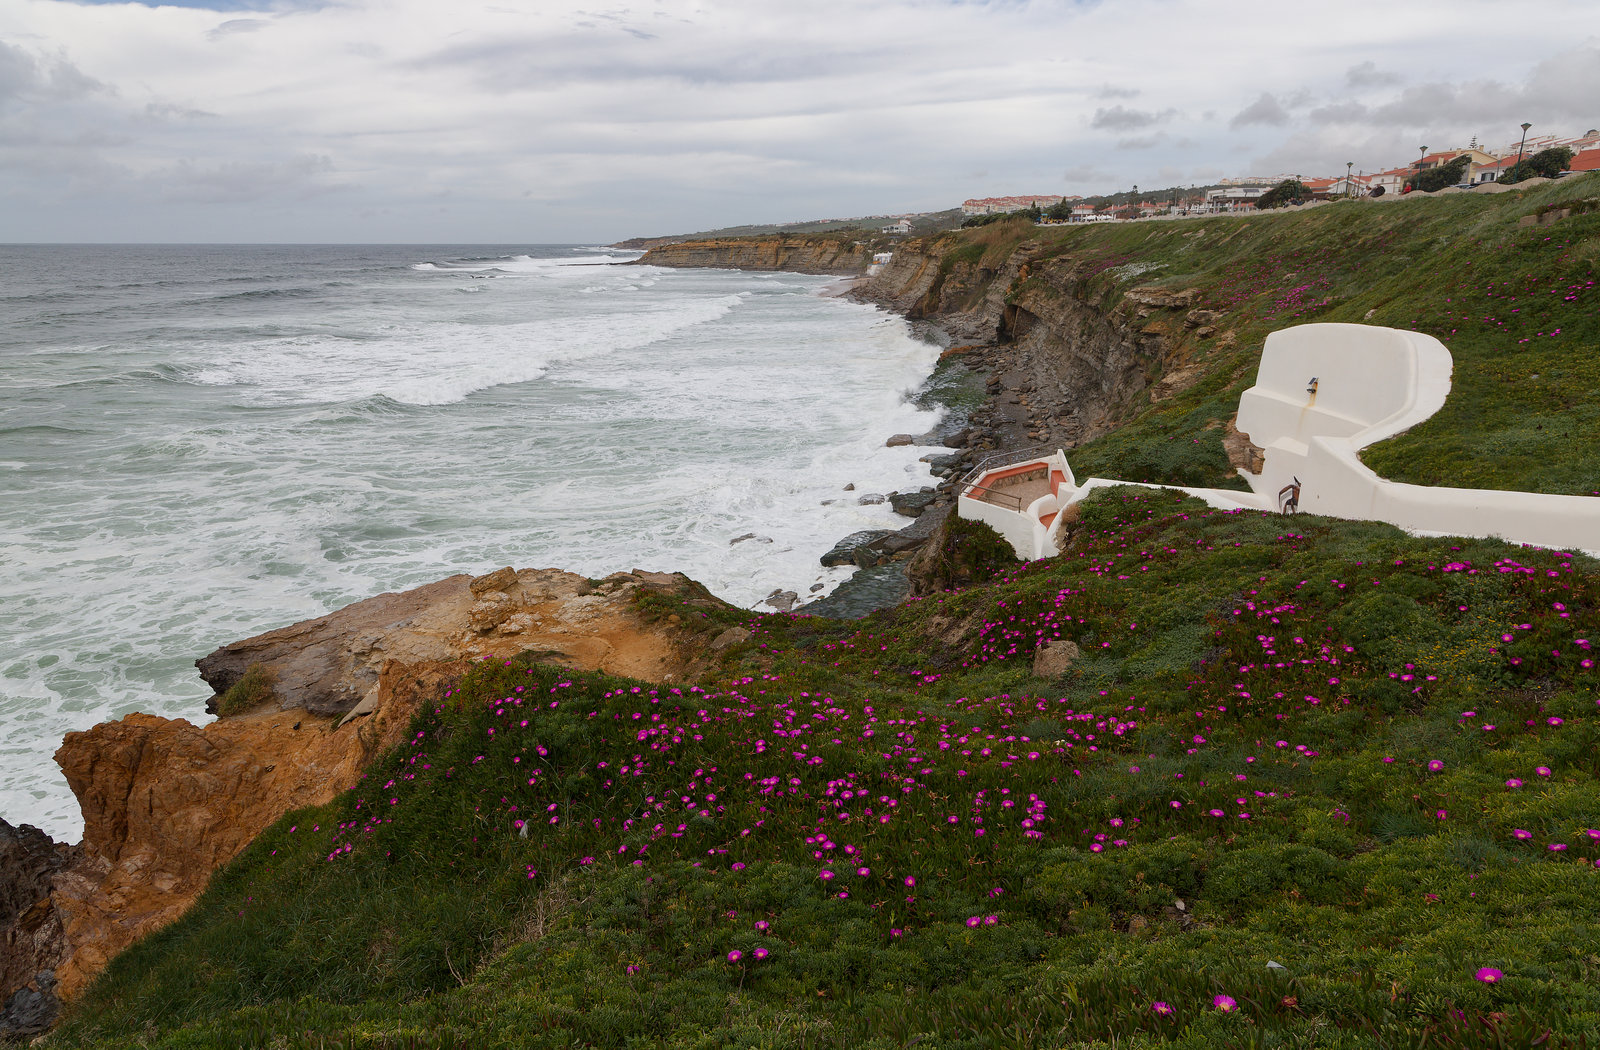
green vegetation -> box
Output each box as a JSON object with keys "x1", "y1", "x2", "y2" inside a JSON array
[
  {"x1": 1501, "y1": 147, "x2": 1577, "y2": 186},
  {"x1": 1253, "y1": 179, "x2": 1310, "y2": 210},
  {"x1": 51, "y1": 487, "x2": 1600, "y2": 1049},
  {"x1": 217, "y1": 663, "x2": 274, "y2": 716},
  {"x1": 1414, "y1": 156, "x2": 1473, "y2": 193},
  {"x1": 915, "y1": 175, "x2": 1600, "y2": 496}
]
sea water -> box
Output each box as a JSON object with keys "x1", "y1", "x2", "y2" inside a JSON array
[{"x1": 0, "y1": 244, "x2": 943, "y2": 839}]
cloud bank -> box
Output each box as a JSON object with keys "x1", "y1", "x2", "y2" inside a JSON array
[{"x1": 0, "y1": 0, "x2": 1595, "y2": 241}]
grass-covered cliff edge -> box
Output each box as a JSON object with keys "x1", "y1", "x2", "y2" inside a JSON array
[
  {"x1": 39, "y1": 185, "x2": 1600, "y2": 1049},
  {"x1": 49, "y1": 490, "x2": 1600, "y2": 1049}
]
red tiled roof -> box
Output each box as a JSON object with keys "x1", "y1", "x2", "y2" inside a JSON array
[{"x1": 1567, "y1": 149, "x2": 1600, "y2": 172}]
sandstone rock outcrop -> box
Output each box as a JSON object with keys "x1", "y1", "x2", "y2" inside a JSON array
[{"x1": 2, "y1": 566, "x2": 726, "y2": 1030}]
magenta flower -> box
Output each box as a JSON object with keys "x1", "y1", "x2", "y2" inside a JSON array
[
  {"x1": 1475, "y1": 967, "x2": 1503, "y2": 984},
  {"x1": 1585, "y1": 830, "x2": 1600, "y2": 841},
  {"x1": 857, "y1": 866, "x2": 871, "y2": 877},
  {"x1": 1513, "y1": 829, "x2": 1533, "y2": 840},
  {"x1": 1427, "y1": 760, "x2": 1444, "y2": 772},
  {"x1": 1151, "y1": 1001, "x2": 1174, "y2": 1015},
  {"x1": 754, "y1": 920, "x2": 770, "y2": 932},
  {"x1": 1536, "y1": 766, "x2": 1552, "y2": 777},
  {"x1": 727, "y1": 950, "x2": 743, "y2": 964},
  {"x1": 752, "y1": 947, "x2": 769, "y2": 960},
  {"x1": 1213, "y1": 994, "x2": 1238, "y2": 1013},
  {"x1": 819, "y1": 869, "x2": 835, "y2": 881},
  {"x1": 965, "y1": 916, "x2": 981, "y2": 928},
  {"x1": 1506, "y1": 778, "x2": 1523, "y2": 788},
  {"x1": 1549, "y1": 843, "x2": 1568, "y2": 852}
]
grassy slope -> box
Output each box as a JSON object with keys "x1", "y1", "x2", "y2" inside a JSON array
[
  {"x1": 51, "y1": 490, "x2": 1600, "y2": 1050},
  {"x1": 926, "y1": 178, "x2": 1600, "y2": 496}
]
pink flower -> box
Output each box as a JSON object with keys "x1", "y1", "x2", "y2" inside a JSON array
[
  {"x1": 1475, "y1": 967, "x2": 1503, "y2": 984},
  {"x1": 1513, "y1": 829, "x2": 1533, "y2": 840},
  {"x1": 1506, "y1": 778, "x2": 1523, "y2": 788},
  {"x1": 753, "y1": 947, "x2": 769, "y2": 960},
  {"x1": 819, "y1": 869, "x2": 835, "y2": 881},
  {"x1": 727, "y1": 950, "x2": 742, "y2": 964},
  {"x1": 1536, "y1": 766, "x2": 1552, "y2": 777},
  {"x1": 1151, "y1": 1001, "x2": 1174, "y2": 1016},
  {"x1": 1213, "y1": 994, "x2": 1238, "y2": 1013},
  {"x1": 1427, "y1": 760, "x2": 1444, "y2": 772}
]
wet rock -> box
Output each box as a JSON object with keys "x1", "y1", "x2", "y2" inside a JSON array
[
  {"x1": 890, "y1": 490, "x2": 938, "y2": 517},
  {"x1": 885, "y1": 434, "x2": 914, "y2": 447},
  {"x1": 763, "y1": 590, "x2": 799, "y2": 613},
  {"x1": 729, "y1": 533, "x2": 771, "y2": 545},
  {"x1": 843, "y1": 483, "x2": 855, "y2": 491},
  {"x1": 856, "y1": 493, "x2": 887, "y2": 506},
  {"x1": 797, "y1": 563, "x2": 912, "y2": 620},
  {"x1": 820, "y1": 530, "x2": 893, "y2": 567},
  {"x1": 1033, "y1": 639, "x2": 1081, "y2": 677}
]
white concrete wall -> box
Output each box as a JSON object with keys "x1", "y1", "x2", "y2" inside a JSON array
[{"x1": 960, "y1": 323, "x2": 1600, "y2": 560}]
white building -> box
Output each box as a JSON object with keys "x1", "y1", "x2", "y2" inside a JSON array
[
  {"x1": 961, "y1": 195, "x2": 1068, "y2": 216},
  {"x1": 880, "y1": 218, "x2": 912, "y2": 235}
]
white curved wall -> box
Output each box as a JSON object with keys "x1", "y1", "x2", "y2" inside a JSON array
[{"x1": 960, "y1": 323, "x2": 1600, "y2": 560}]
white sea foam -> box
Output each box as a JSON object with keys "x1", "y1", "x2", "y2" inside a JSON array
[{"x1": 0, "y1": 246, "x2": 942, "y2": 840}]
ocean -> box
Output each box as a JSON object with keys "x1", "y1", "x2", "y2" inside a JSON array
[{"x1": 0, "y1": 244, "x2": 944, "y2": 840}]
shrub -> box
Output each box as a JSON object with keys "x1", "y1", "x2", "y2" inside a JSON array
[
  {"x1": 1255, "y1": 178, "x2": 1310, "y2": 209},
  {"x1": 217, "y1": 662, "x2": 273, "y2": 716},
  {"x1": 1414, "y1": 154, "x2": 1472, "y2": 192}
]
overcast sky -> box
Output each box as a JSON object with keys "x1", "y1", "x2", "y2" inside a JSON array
[{"x1": 2, "y1": 0, "x2": 1596, "y2": 242}]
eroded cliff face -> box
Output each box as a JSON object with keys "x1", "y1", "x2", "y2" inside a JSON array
[
  {"x1": 854, "y1": 237, "x2": 1227, "y2": 448},
  {"x1": 636, "y1": 236, "x2": 873, "y2": 275},
  {"x1": 1, "y1": 567, "x2": 725, "y2": 1030}
]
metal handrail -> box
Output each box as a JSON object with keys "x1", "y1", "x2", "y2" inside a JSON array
[
  {"x1": 959, "y1": 484, "x2": 1026, "y2": 512},
  {"x1": 958, "y1": 445, "x2": 1052, "y2": 485}
]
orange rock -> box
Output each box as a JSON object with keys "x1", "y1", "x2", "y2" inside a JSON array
[{"x1": 34, "y1": 567, "x2": 724, "y2": 1005}]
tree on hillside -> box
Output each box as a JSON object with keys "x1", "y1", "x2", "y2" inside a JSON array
[
  {"x1": 1499, "y1": 146, "x2": 1576, "y2": 185},
  {"x1": 1414, "y1": 154, "x2": 1472, "y2": 192},
  {"x1": 1045, "y1": 197, "x2": 1074, "y2": 221},
  {"x1": 1255, "y1": 179, "x2": 1310, "y2": 209}
]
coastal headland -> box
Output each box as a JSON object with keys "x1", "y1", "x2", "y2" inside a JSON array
[{"x1": 4, "y1": 177, "x2": 1599, "y2": 1044}]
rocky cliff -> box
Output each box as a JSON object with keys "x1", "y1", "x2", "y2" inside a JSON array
[
  {"x1": 851, "y1": 235, "x2": 1234, "y2": 450},
  {"x1": 636, "y1": 236, "x2": 874, "y2": 275},
  {"x1": 0, "y1": 567, "x2": 726, "y2": 1035}
]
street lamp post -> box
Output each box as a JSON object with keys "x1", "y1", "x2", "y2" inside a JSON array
[
  {"x1": 1346, "y1": 161, "x2": 1353, "y2": 197},
  {"x1": 1515, "y1": 122, "x2": 1532, "y2": 173}
]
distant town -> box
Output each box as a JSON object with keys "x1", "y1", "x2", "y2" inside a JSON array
[{"x1": 953, "y1": 128, "x2": 1599, "y2": 224}]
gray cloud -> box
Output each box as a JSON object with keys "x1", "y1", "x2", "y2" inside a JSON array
[
  {"x1": 208, "y1": 19, "x2": 269, "y2": 39},
  {"x1": 1230, "y1": 92, "x2": 1291, "y2": 128},
  {"x1": 1345, "y1": 61, "x2": 1400, "y2": 88},
  {"x1": 0, "y1": 41, "x2": 108, "y2": 104},
  {"x1": 1063, "y1": 162, "x2": 1118, "y2": 183},
  {"x1": 1309, "y1": 101, "x2": 1369, "y2": 124},
  {"x1": 1091, "y1": 105, "x2": 1175, "y2": 131},
  {"x1": 1095, "y1": 84, "x2": 1139, "y2": 99},
  {"x1": 165, "y1": 154, "x2": 338, "y2": 204},
  {"x1": 1117, "y1": 134, "x2": 1164, "y2": 150}
]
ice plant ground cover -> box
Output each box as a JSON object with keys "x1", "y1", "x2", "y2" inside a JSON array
[{"x1": 52, "y1": 488, "x2": 1599, "y2": 1049}]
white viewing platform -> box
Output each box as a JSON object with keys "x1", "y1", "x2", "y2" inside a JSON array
[{"x1": 959, "y1": 322, "x2": 1600, "y2": 560}]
